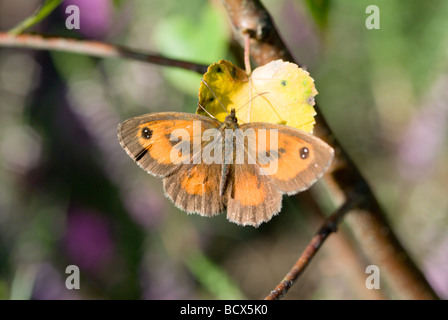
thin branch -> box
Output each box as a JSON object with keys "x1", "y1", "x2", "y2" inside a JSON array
[
  {"x1": 0, "y1": 32, "x2": 209, "y2": 74},
  {"x1": 220, "y1": 0, "x2": 439, "y2": 300},
  {"x1": 265, "y1": 195, "x2": 364, "y2": 300},
  {"x1": 243, "y1": 33, "x2": 252, "y2": 74}
]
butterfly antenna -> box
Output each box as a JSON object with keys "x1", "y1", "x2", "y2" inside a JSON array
[
  {"x1": 201, "y1": 79, "x2": 229, "y2": 115},
  {"x1": 236, "y1": 91, "x2": 270, "y2": 113},
  {"x1": 197, "y1": 102, "x2": 217, "y2": 119}
]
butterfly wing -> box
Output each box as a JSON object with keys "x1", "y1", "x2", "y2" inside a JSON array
[
  {"x1": 118, "y1": 112, "x2": 221, "y2": 177},
  {"x1": 118, "y1": 113, "x2": 333, "y2": 226},
  {"x1": 118, "y1": 112, "x2": 225, "y2": 216},
  {"x1": 240, "y1": 122, "x2": 334, "y2": 195},
  {"x1": 225, "y1": 163, "x2": 282, "y2": 227},
  {"x1": 163, "y1": 163, "x2": 225, "y2": 216}
]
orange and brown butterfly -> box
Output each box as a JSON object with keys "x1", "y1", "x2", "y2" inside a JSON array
[
  {"x1": 117, "y1": 107, "x2": 334, "y2": 227},
  {"x1": 119, "y1": 59, "x2": 333, "y2": 227}
]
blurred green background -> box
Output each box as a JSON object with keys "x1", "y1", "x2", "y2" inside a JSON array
[{"x1": 0, "y1": 0, "x2": 447, "y2": 299}]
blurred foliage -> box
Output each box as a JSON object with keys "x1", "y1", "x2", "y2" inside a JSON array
[
  {"x1": 8, "y1": 0, "x2": 63, "y2": 35},
  {"x1": 0, "y1": 0, "x2": 447, "y2": 300},
  {"x1": 152, "y1": 0, "x2": 230, "y2": 95},
  {"x1": 304, "y1": 0, "x2": 331, "y2": 30}
]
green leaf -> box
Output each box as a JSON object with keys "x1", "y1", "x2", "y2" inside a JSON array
[
  {"x1": 185, "y1": 250, "x2": 245, "y2": 299},
  {"x1": 304, "y1": 0, "x2": 331, "y2": 30},
  {"x1": 152, "y1": 1, "x2": 230, "y2": 96},
  {"x1": 8, "y1": 0, "x2": 64, "y2": 36}
]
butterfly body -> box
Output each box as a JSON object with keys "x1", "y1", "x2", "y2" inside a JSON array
[
  {"x1": 217, "y1": 109, "x2": 240, "y2": 196},
  {"x1": 118, "y1": 110, "x2": 334, "y2": 227}
]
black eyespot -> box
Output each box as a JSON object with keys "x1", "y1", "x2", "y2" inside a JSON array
[
  {"x1": 209, "y1": 96, "x2": 215, "y2": 102},
  {"x1": 141, "y1": 127, "x2": 152, "y2": 140},
  {"x1": 299, "y1": 147, "x2": 309, "y2": 159},
  {"x1": 280, "y1": 80, "x2": 287, "y2": 87},
  {"x1": 231, "y1": 67, "x2": 236, "y2": 78},
  {"x1": 216, "y1": 66, "x2": 223, "y2": 73}
]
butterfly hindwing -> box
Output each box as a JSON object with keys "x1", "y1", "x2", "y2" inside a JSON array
[
  {"x1": 225, "y1": 163, "x2": 282, "y2": 227},
  {"x1": 163, "y1": 162, "x2": 225, "y2": 217}
]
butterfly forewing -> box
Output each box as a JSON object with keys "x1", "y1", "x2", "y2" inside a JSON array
[
  {"x1": 118, "y1": 112, "x2": 221, "y2": 177},
  {"x1": 239, "y1": 122, "x2": 334, "y2": 195}
]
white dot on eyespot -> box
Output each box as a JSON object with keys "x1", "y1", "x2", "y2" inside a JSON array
[{"x1": 314, "y1": 164, "x2": 318, "y2": 168}]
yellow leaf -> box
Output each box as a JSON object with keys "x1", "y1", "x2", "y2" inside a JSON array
[{"x1": 196, "y1": 59, "x2": 318, "y2": 133}]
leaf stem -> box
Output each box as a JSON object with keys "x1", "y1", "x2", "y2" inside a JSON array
[{"x1": 8, "y1": 0, "x2": 64, "y2": 36}]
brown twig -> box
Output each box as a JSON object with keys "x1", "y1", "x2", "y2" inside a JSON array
[
  {"x1": 265, "y1": 195, "x2": 364, "y2": 300},
  {"x1": 243, "y1": 33, "x2": 252, "y2": 74},
  {"x1": 0, "y1": 32, "x2": 209, "y2": 74},
  {"x1": 221, "y1": 0, "x2": 439, "y2": 300}
]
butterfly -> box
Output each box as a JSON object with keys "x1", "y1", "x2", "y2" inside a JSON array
[{"x1": 118, "y1": 107, "x2": 334, "y2": 227}]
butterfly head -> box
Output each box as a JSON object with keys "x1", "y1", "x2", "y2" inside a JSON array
[{"x1": 224, "y1": 108, "x2": 239, "y2": 128}]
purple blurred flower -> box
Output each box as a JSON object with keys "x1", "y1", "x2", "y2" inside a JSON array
[
  {"x1": 32, "y1": 263, "x2": 80, "y2": 300},
  {"x1": 63, "y1": 0, "x2": 113, "y2": 38},
  {"x1": 123, "y1": 185, "x2": 166, "y2": 229},
  {"x1": 63, "y1": 207, "x2": 115, "y2": 274},
  {"x1": 141, "y1": 258, "x2": 195, "y2": 300},
  {"x1": 424, "y1": 236, "x2": 448, "y2": 299},
  {"x1": 397, "y1": 76, "x2": 448, "y2": 181}
]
